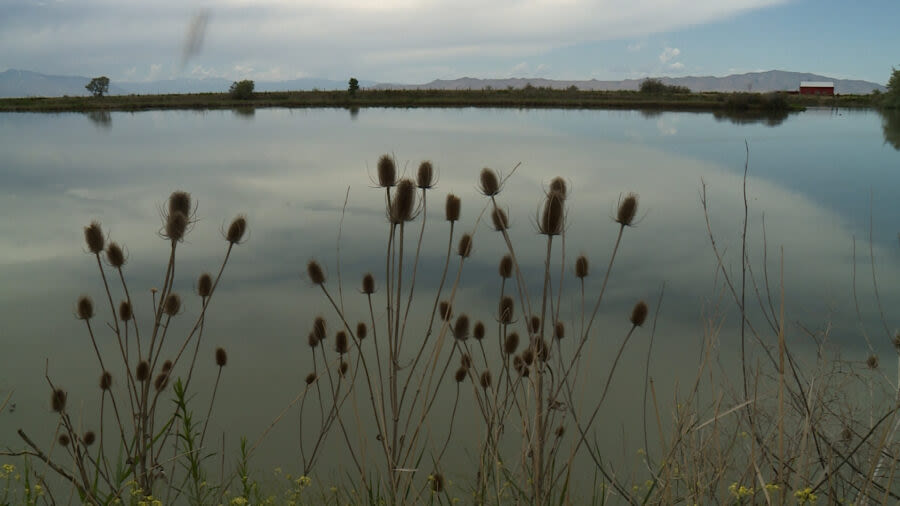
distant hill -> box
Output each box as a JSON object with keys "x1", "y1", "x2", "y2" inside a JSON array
[
  {"x1": 0, "y1": 69, "x2": 127, "y2": 97},
  {"x1": 0, "y1": 69, "x2": 375, "y2": 98},
  {"x1": 374, "y1": 70, "x2": 886, "y2": 95},
  {"x1": 0, "y1": 69, "x2": 885, "y2": 98}
]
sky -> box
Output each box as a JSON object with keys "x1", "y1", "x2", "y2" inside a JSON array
[{"x1": 1, "y1": 0, "x2": 898, "y2": 85}]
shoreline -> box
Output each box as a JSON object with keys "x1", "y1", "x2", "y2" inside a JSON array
[{"x1": 0, "y1": 89, "x2": 876, "y2": 113}]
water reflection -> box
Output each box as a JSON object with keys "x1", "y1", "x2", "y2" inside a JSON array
[
  {"x1": 85, "y1": 110, "x2": 112, "y2": 129},
  {"x1": 0, "y1": 107, "x2": 897, "y2": 489},
  {"x1": 349, "y1": 106, "x2": 360, "y2": 120},
  {"x1": 880, "y1": 108, "x2": 900, "y2": 150},
  {"x1": 712, "y1": 108, "x2": 789, "y2": 126},
  {"x1": 232, "y1": 107, "x2": 255, "y2": 119}
]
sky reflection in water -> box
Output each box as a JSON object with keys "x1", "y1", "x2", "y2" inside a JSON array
[{"x1": 0, "y1": 107, "x2": 898, "y2": 480}]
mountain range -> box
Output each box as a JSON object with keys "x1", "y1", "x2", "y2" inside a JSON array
[
  {"x1": 374, "y1": 71, "x2": 886, "y2": 95},
  {"x1": 0, "y1": 69, "x2": 374, "y2": 98},
  {"x1": 0, "y1": 69, "x2": 885, "y2": 99}
]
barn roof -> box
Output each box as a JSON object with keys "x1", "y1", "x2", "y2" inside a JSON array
[{"x1": 800, "y1": 81, "x2": 834, "y2": 87}]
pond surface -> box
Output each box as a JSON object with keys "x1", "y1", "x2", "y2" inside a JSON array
[{"x1": 1, "y1": 106, "x2": 898, "y2": 495}]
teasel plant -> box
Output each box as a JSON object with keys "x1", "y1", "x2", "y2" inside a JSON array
[
  {"x1": 292, "y1": 154, "x2": 651, "y2": 505},
  {"x1": 3, "y1": 191, "x2": 247, "y2": 505}
]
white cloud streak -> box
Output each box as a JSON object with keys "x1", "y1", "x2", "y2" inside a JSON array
[{"x1": 0, "y1": 0, "x2": 787, "y2": 81}]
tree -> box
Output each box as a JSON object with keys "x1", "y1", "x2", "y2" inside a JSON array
[
  {"x1": 348, "y1": 77, "x2": 359, "y2": 96},
  {"x1": 883, "y1": 67, "x2": 900, "y2": 108},
  {"x1": 229, "y1": 80, "x2": 254, "y2": 100},
  {"x1": 85, "y1": 76, "x2": 110, "y2": 97}
]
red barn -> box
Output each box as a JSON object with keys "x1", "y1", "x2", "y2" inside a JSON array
[{"x1": 799, "y1": 81, "x2": 835, "y2": 95}]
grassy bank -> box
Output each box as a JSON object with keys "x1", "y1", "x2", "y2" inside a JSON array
[{"x1": 0, "y1": 87, "x2": 879, "y2": 113}]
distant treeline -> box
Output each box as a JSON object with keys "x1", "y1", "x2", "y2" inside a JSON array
[{"x1": 0, "y1": 87, "x2": 880, "y2": 113}]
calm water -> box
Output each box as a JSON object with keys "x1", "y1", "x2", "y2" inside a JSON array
[{"x1": 1, "y1": 107, "x2": 899, "y2": 491}]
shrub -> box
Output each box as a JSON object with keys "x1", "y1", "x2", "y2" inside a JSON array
[
  {"x1": 348, "y1": 77, "x2": 359, "y2": 96},
  {"x1": 229, "y1": 80, "x2": 255, "y2": 100},
  {"x1": 640, "y1": 78, "x2": 690, "y2": 94}
]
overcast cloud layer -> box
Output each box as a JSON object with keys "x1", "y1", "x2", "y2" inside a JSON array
[{"x1": 0, "y1": 0, "x2": 787, "y2": 83}]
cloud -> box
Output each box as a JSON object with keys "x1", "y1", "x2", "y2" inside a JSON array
[
  {"x1": 626, "y1": 42, "x2": 643, "y2": 52},
  {"x1": 668, "y1": 62, "x2": 685, "y2": 70},
  {"x1": 0, "y1": 0, "x2": 787, "y2": 82},
  {"x1": 659, "y1": 47, "x2": 681, "y2": 63}
]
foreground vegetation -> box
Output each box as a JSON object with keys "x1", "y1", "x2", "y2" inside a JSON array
[
  {"x1": 1, "y1": 151, "x2": 898, "y2": 504},
  {"x1": 0, "y1": 87, "x2": 881, "y2": 114}
]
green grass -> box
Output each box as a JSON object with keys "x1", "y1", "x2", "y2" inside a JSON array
[{"x1": 0, "y1": 88, "x2": 879, "y2": 113}]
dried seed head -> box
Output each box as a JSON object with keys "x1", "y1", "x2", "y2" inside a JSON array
[
  {"x1": 335, "y1": 331, "x2": 350, "y2": 354},
  {"x1": 457, "y1": 233, "x2": 473, "y2": 258},
  {"x1": 163, "y1": 293, "x2": 182, "y2": 316},
  {"x1": 499, "y1": 255, "x2": 513, "y2": 279},
  {"x1": 106, "y1": 242, "x2": 125, "y2": 267},
  {"x1": 58, "y1": 434, "x2": 70, "y2": 447},
  {"x1": 339, "y1": 360, "x2": 349, "y2": 377},
  {"x1": 473, "y1": 321, "x2": 485, "y2": 340},
  {"x1": 522, "y1": 348, "x2": 535, "y2": 366},
  {"x1": 479, "y1": 168, "x2": 500, "y2": 196},
  {"x1": 504, "y1": 332, "x2": 520, "y2": 355},
  {"x1": 445, "y1": 194, "x2": 461, "y2": 222},
  {"x1": 549, "y1": 177, "x2": 567, "y2": 199},
  {"x1": 539, "y1": 191, "x2": 564, "y2": 236},
  {"x1": 168, "y1": 191, "x2": 192, "y2": 217},
  {"x1": 51, "y1": 388, "x2": 67, "y2": 412},
  {"x1": 417, "y1": 161, "x2": 434, "y2": 189},
  {"x1": 867, "y1": 354, "x2": 879, "y2": 369},
  {"x1": 154, "y1": 372, "x2": 169, "y2": 391},
  {"x1": 479, "y1": 370, "x2": 492, "y2": 389},
  {"x1": 99, "y1": 371, "x2": 112, "y2": 390},
  {"x1": 226, "y1": 215, "x2": 248, "y2": 244},
  {"x1": 513, "y1": 355, "x2": 526, "y2": 376},
  {"x1": 165, "y1": 211, "x2": 189, "y2": 241},
  {"x1": 841, "y1": 426, "x2": 852, "y2": 441},
  {"x1": 553, "y1": 321, "x2": 565, "y2": 340},
  {"x1": 499, "y1": 296, "x2": 514, "y2": 324},
  {"x1": 118, "y1": 300, "x2": 132, "y2": 321},
  {"x1": 630, "y1": 300, "x2": 649, "y2": 327},
  {"x1": 453, "y1": 314, "x2": 470, "y2": 340},
  {"x1": 83, "y1": 431, "x2": 96, "y2": 446},
  {"x1": 76, "y1": 295, "x2": 94, "y2": 320},
  {"x1": 460, "y1": 353, "x2": 472, "y2": 370},
  {"x1": 529, "y1": 315, "x2": 541, "y2": 334},
  {"x1": 554, "y1": 425, "x2": 565, "y2": 438},
  {"x1": 216, "y1": 347, "x2": 228, "y2": 367},
  {"x1": 356, "y1": 322, "x2": 367, "y2": 340},
  {"x1": 390, "y1": 179, "x2": 417, "y2": 223},
  {"x1": 197, "y1": 273, "x2": 213, "y2": 297},
  {"x1": 439, "y1": 301, "x2": 452, "y2": 321},
  {"x1": 616, "y1": 193, "x2": 638, "y2": 226},
  {"x1": 84, "y1": 221, "x2": 105, "y2": 254},
  {"x1": 533, "y1": 337, "x2": 550, "y2": 362},
  {"x1": 307, "y1": 332, "x2": 319, "y2": 348},
  {"x1": 313, "y1": 316, "x2": 327, "y2": 341},
  {"x1": 361, "y1": 273, "x2": 376, "y2": 294},
  {"x1": 307, "y1": 260, "x2": 326, "y2": 285},
  {"x1": 377, "y1": 154, "x2": 397, "y2": 188},
  {"x1": 575, "y1": 255, "x2": 589, "y2": 278},
  {"x1": 305, "y1": 372, "x2": 317, "y2": 385},
  {"x1": 430, "y1": 472, "x2": 445, "y2": 492},
  {"x1": 136, "y1": 361, "x2": 150, "y2": 382},
  {"x1": 491, "y1": 208, "x2": 509, "y2": 231},
  {"x1": 162, "y1": 360, "x2": 173, "y2": 373},
  {"x1": 454, "y1": 366, "x2": 467, "y2": 383}
]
